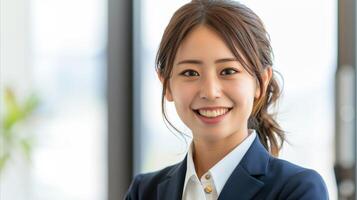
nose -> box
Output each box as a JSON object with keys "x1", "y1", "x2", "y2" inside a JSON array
[{"x1": 199, "y1": 74, "x2": 222, "y2": 100}]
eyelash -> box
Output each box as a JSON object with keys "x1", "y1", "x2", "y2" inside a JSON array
[
  {"x1": 221, "y1": 68, "x2": 238, "y2": 75},
  {"x1": 181, "y1": 70, "x2": 199, "y2": 77},
  {"x1": 180, "y1": 68, "x2": 238, "y2": 77}
]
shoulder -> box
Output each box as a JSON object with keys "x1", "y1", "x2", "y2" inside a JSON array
[
  {"x1": 266, "y1": 157, "x2": 329, "y2": 199},
  {"x1": 124, "y1": 163, "x2": 180, "y2": 200}
]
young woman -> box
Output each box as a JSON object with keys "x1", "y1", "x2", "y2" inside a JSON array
[{"x1": 126, "y1": 1, "x2": 329, "y2": 199}]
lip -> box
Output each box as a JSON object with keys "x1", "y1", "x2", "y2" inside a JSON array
[{"x1": 193, "y1": 107, "x2": 232, "y2": 125}]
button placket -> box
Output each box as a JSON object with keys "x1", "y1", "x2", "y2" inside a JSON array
[{"x1": 201, "y1": 172, "x2": 214, "y2": 196}]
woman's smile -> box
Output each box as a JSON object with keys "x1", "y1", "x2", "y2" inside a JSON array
[{"x1": 192, "y1": 107, "x2": 233, "y2": 125}]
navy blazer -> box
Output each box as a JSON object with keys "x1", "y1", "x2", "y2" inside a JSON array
[{"x1": 125, "y1": 136, "x2": 329, "y2": 200}]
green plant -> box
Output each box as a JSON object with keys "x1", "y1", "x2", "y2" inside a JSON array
[{"x1": 0, "y1": 87, "x2": 40, "y2": 173}]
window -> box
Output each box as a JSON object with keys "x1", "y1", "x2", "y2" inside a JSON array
[{"x1": 1, "y1": 0, "x2": 107, "y2": 199}]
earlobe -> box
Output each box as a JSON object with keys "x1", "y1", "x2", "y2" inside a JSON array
[
  {"x1": 165, "y1": 89, "x2": 173, "y2": 102},
  {"x1": 255, "y1": 86, "x2": 261, "y2": 99},
  {"x1": 262, "y1": 66, "x2": 273, "y2": 96},
  {"x1": 157, "y1": 71, "x2": 174, "y2": 102},
  {"x1": 255, "y1": 66, "x2": 273, "y2": 99},
  {"x1": 164, "y1": 82, "x2": 174, "y2": 102}
]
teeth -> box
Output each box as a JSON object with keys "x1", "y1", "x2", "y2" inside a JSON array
[{"x1": 198, "y1": 108, "x2": 229, "y2": 118}]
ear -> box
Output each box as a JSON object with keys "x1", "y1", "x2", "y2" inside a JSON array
[
  {"x1": 157, "y1": 71, "x2": 174, "y2": 102},
  {"x1": 255, "y1": 66, "x2": 273, "y2": 99}
]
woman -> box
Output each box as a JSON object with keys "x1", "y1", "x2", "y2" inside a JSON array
[{"x1": 126, "y1": 1, "x2": 329, "y2": 199}]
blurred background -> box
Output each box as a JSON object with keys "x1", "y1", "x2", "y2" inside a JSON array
[{"x1": 0, "y1": 0, "x2": 356, "y2": 200}]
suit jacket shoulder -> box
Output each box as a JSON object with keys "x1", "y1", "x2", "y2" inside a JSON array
[{"x1": 254, "y1": 156, "x2": 328, "y2": 199}]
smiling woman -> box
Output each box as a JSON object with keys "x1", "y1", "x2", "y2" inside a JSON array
[
  {"x1": 157, "y1": 11, "x2": 279, "y2": 157},
  {"x1": 126, "y1": 1, "x2": 329, "y2": 200}
]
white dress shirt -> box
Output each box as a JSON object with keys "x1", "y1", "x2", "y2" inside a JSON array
[{"x1": 182, "y1": 129, "x2": 257, "y2": 200}]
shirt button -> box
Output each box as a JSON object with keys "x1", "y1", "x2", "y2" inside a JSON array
[
  {"x1": 205, "y1": 174, "x2": 211, "y2": 179},
  {"x1": 204, "y1": 185, "x2": 213, "y2": 194}
]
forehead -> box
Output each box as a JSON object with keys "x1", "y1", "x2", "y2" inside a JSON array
[{"x1": 174, "y1": 25, "x2": 236, "y2": 62}]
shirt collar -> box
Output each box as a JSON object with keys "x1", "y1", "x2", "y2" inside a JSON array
[
  {"x1": 182, "y1": 129, "x2": 257, "y2": 195},
  {"x1": 183, "y1": 140, "x2": 199, "y2": 190}
]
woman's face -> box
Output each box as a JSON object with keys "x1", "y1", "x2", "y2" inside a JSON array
[{"x1": 163, "y1": 25, "x2": 268, "y2": 142}]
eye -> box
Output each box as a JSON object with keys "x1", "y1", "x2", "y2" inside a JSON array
[
  {"x1": 180, "y1": 70, "x2": 199, "y2": 77},
  {"x1": 221, "y1": 68, "x2": 238, "y2": 76}
]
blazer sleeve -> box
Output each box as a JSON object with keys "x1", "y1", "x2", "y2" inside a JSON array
[
  {"x1": 124, "y1": 174, "x2": 143, "y2": 200},
  {"x1": 279, "y1": 169, "x2": 329, "y2": 200}
]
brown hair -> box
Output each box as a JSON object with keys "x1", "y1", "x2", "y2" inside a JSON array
[{"x1": 155, "y1": 0, "x2": 285, "y2": 157}]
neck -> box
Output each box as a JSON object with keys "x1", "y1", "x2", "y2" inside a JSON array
[{"x1": 192, "y1": 129, "x2": 249, "y2": 179}]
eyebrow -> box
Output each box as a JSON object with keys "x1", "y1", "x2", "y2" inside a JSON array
[{"x1": 175, "y1": 58, "x2": 239, "y2": 66}]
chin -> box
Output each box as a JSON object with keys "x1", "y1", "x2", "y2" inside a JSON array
[{"x1": 194, "y1": 129, "x2": 232, "y2": 141}]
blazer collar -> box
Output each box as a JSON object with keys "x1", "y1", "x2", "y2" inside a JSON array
[
  {"x1": 157, "y1": 135, "x2": 271, "y2": 200},
  {"x1": 157, "y1": 156, "x2": 187, "y2": 200},
  {"x1": 218, "y1": 135, "x2": 270, "y2": 200}
]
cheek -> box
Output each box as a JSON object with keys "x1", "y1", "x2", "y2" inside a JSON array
[
  {"x1": 228, "y1": 79, "x2": 256, "y2": 109},
  {"x1": 171, "y1": 83, "x2": 196, "y2": 110},
  {"x1": 171, "y1": 84, "x2": 197, "y2": 127}
]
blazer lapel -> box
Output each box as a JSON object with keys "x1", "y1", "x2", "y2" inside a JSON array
[
  {"x1": 218, "y1": 136, "x2": 271, "y2": 200},
  {"x1": 157, "y1": 156, "x2": 187, "y2": 200}
]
